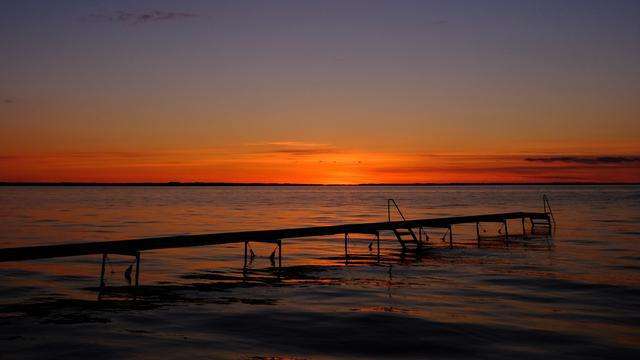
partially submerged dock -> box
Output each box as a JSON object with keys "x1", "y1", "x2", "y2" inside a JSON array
[{"x1": 0, "y1": 196, "x2": 556, "y2": 288}]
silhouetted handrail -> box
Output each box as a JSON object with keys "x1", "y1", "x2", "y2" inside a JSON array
[
  {"x1": 387, "y1": 199, "x2": 407, "y2": 222},
  {"x1": 542, "y1": 194, "x2": 556, "y2": 227}
]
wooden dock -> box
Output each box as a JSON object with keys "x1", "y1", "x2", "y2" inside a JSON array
[{"x1": 0, "y1": 197, "x2": 556, "y2": 288}]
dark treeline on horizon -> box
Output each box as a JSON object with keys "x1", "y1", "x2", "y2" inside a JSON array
[{"x1": 0, "y1": 182, "x2": 637, "y2": 187}]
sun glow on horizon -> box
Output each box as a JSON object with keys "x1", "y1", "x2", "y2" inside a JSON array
[{"x1": 2, "y1": 141, "x2": 639, "y2": 184}]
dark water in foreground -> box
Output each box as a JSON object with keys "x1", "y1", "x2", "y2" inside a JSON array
[{"x1": 1, "y1": 185, "x2": 639, "y2": 359}]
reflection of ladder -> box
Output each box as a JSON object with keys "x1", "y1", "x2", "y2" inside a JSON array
[
  {"x1": 388, "y1": 199, "x2": 423, "y2": 250},
  {"x1": 531, "y1": 195, "x2": 555, "y2": 234}
]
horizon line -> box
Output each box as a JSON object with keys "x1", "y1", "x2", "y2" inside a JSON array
[{"x1": 1, "y1": 181, "x2": 638, "y2": 187}]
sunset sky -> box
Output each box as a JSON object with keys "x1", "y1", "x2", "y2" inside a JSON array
[{"x1": 1, "y1": 0, "x2": 639, "y2": 183}]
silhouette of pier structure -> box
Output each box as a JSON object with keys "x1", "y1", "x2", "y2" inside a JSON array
[{"x1": 0, "y1": 196, "x2": 555, "y2": 289}]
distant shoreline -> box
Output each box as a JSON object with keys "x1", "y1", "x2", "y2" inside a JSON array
[{"x1": 1, "y1": 182, "x2": 638, "y2": 187}]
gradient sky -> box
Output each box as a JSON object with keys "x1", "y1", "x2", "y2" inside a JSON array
[{"x1": 1, "y1": 0, "x2": 639, "y2": 183}]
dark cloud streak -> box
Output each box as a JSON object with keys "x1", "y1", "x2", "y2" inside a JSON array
[
  {"x1": 268, "y1": 148, "x2": 340, "y2": 156},
  {"x1": 86, "y1": 10, "x2": 198, "y2": 25},
  {"x1": 243, "y1": 142, "x2": 341, "y2": 157},
  {"x1": 524, "y1": 156, "x2": 640, "y2": 165}
]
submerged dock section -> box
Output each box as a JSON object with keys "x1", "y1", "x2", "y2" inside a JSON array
[{"x1": 0, "y1": 196, "x2": 556, "y2": 288}]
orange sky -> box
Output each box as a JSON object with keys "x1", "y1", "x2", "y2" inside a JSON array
[
  {"x1": 1, "y1": 1, "x2": 639, "y2": 183},
  {"x1": 2, "y1": 142, "x2": 639, "y2": 183}
]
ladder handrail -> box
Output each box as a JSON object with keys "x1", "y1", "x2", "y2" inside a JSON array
[
  {"x1": 542, "y1": 194, "x2": 556, "y2": 227},
  {"x1": 387, "y1": 199, "x2": 407, "y2": 222}
]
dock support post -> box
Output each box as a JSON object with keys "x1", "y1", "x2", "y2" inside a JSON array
[
  {"x1": 530, "y1": 218, "x2": 535, "y2": 234},
  {"x1": 475, "y1": 222, "x2": 480, "y2": 247},
  {"x1": 100, "y1": 253, "x2": 107, "y2": 289},
  {"x1": 503, "y1": 220, "x2": 509, "y2": 243},
  {"x1": 243, "y1": 241, "x2": 248, "y2": 268},
  {"x1": 135, "y1": 252, "x2": 140, "y2": 288},
  {"x1": 344, "y1": 233, "x2": 349, "y2": 261},
  {"x1": 376, "y1": 231, "x2": 380, "y2": 259},
  {"x1": 278, "y1": 239, "x2": 282, "y2": 268},
  {"x1": 521, "y1": 218, "x2": 526, "y2": 238},
  {"x1": 448, "y1": 225, "x2": 453, "y2": 248}
]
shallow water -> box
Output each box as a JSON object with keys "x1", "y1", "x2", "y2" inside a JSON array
[{"x1": 1, "y1": 185, "x2": 639, "y2": 359}]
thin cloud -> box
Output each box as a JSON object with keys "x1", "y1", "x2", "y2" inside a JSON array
[
  {"x1": 3, "y1": 99, "x2": 14, "y2": 104},
  {"x1": 244, "y1": 141, "x2": 341, "y2": 157},
  {"x1": 524, "y1": 156, "x2": 640, "y2": 165},
  {"x1": 269, "y1": 147, "x2": 341, "y2": 156},
  {"x1": 370, "y1": 165, "x2": 598, "y2": 175},
  {"x1": 86, "y1": 10, "x2": 198, "y2": 25},
  {"x1": 0, "y1": 152, "x2": 155, "y2": 164},
  {"x1": 64, "y1": 151, "x2": 153, "y2": 159}
]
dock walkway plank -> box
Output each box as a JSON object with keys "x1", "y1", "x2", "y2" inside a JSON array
[{"x1": 0, "y1": 212, "x2": 549, "y2": 262}]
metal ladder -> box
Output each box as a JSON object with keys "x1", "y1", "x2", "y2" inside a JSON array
[
  {"x1": 531, "y1": 194, "x2": 555, "y2": 234},
  {"x1": 387, "y1": 199, "x2": 424, "y2": 250}
]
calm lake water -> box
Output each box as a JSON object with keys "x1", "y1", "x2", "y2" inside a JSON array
[{"x1": 1, "y1": 185, "x2": 639, "y2": 359}]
